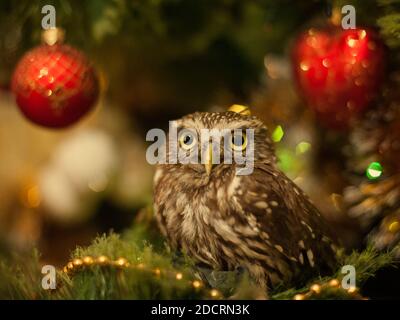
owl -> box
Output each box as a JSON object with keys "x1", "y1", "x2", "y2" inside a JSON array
[{"x1": 153, "y1": 110, "x2": 337, "y2": 292}]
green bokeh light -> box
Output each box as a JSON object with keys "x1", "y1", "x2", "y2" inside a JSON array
[
  {"x1": 366, "y1": 162, "x2": 383, "y2": 180},
  {"x1": 272, "y1": 125, "x2": 284, "y2": 142},
  {"x1": 296, "y1": 141, "x2": 311, "y2": 155}
]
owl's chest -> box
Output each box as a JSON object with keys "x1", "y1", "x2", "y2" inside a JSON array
[
  {"x1": 176, "y1": 186, "x2": 223, "y2": 237},
  {"x1": 160, "y1": 180, "x2": 230, "y2": 245},
  {"x1": 154, "y1": 168, "x2": 244, "y2": 267}
]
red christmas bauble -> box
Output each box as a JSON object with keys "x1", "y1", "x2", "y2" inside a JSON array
[
  {"x1": 11, "y1": 43, "x2": 99, "y2": 128},
  {"x1": 292, "y1": 27, "x2": 385, "y2": 129}
]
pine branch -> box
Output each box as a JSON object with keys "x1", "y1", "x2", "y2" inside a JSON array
[
  {"x1": 0, "y1": 229, "x2": 396, "y2": 300},
  {"x1": 271, "y1": 245, "x2": 395, "y2": 300}
]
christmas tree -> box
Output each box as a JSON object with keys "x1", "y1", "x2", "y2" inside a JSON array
[{"x1": 0, "y1": 0, "x2": 399, "y2": 300}]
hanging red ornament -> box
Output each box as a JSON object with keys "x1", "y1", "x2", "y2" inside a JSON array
[
  {"x1": 292, "y1": 26, "x2": 385, "y2": 129},
  {"x1": 11, "y1": 29, "x2": 99, "y2": 128}
]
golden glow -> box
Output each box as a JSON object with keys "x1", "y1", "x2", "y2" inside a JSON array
[
  {"x1": 348, "y1": 286, "x2": 357, "y2": 294},
  {"x1": 210, "y1": 289, "x2": 220, "y2": 298},
  {"x1": 154, "y1": 268, "x2": 161, "y2": 276},
  {"x1": 25, "y1": 185, "x2": 41, "y2": 208},
  {"x1": 97, "y1": 256, "x2": 109, "y2": 264},
  {"x1": 388, "y1": 221, "x2": 400, "y2": 233},
  {"x1": 322, "y1": 58, "x2": 331, "y2": 68},
  {"x1": 73, "y1": 258, "x2": 83, "y2": 266},
  {"x1": 83, "y1": 256, "x2": 94, "y2": 265},
  {"x1": 329, "y1": 279, "x2": 340, "y2": 287},
  {"x1": 41, "y1": 28, "x2": 65, "y2": 46},
  {"x1": 176, "y1": 273, "x2": 183, "y2": 280},
  {"x1": 61, "y1": 255, "x2": 221, "y2": 298},
  {"x1": 347, "y1": 38, "x2": 358, "y2": 48},
  {"x1": 294, "y1": 294, "x2": 305, "y2": 300},
  {"x1": 300, "y1": 61, "x2": 310, "y2": 71},
  {"x1": 310, "y1": 284, "x2": 321, "y2": 294},
  {"x1": 39, "y1": 68, "x2": 49, "y2": 78},
  {"x1": 228, "y1": 104, "x2": 251, "y2": 115},
  {"x1": 116, "y1": 257, "x2": 128, "y2": 267}
]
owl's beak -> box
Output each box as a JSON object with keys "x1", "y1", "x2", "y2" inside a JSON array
[{"x1": 204, "y1": 144, "x2": 213, "y2": 176}]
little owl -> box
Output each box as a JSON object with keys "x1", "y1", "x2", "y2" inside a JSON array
[{"x1": 153, "y1": 109, "x2": 337, "y2": 292}]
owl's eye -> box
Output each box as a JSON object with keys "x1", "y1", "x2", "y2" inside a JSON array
[
  {"x1": 179, "y1": 132, "x2": 197, "y2": 150},
  {"x1": 230, "y1": 132, "x2": 247, "y2": 151}
]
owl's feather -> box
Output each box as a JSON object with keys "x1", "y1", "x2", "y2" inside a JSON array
[{"x1": 230, "y1": 164, "x2": 337, "y2": 287}]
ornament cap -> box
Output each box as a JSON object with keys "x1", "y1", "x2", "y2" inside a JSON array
[{"x1": 41, "y1": 28, "x2": 65, "y2": 46}]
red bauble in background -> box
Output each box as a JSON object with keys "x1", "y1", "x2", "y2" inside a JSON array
[
  {"x1": 11, "y1": 30, "x2": 99, "y2": 128},
  {"x1": 292, "y1": 27, "x2": 385, "y2": 129}
]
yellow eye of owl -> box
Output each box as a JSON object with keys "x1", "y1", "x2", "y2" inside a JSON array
[
  {"x1": 230, "y1": 132, "x2": 247, "y2": 151},
  {"x1": 179, "y1": 132, "x2": 197, "y2": 150}
]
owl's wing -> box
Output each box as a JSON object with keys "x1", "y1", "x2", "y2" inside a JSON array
[{"x1": 232, "y1": 164, "x2": 337, "y2": 275}]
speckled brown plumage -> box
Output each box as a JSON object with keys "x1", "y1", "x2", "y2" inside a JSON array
[{"x1": 153, "y1": 111, "x2": 337, "y2": 291}]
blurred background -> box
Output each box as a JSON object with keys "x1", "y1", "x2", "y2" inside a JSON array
[{"x1": 0, "y1": 0, "x2": 399, "y2": 289}]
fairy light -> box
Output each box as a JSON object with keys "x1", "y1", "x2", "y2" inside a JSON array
[
  {"x1": 61, "y1": 255, "x2": 368, "y2": 300},
  {"x1": 291, "y1": 278, "x2": 364, "y2": 300},
  {"x1": 83, "y1": 256, "x2": 94, "y2": 265},
  {"x1": 348, "y1": 286, "x2": 357, "y2": 294},
  {"x1": 176, "y1": 272, "x2": 183, "y2": 280},
  {"x1": 329, "y1": 279, "x2": 340, "y2": 287},
  {"x1": 72, "y1": 258, "x2": 83, "y2": 267},
  {"x1": 115, "y1": 257, "x2": 128, "y2": 267},
  {"x1": 210, "y1": 289, "x2": 220, "y2": 298},
  {"x1": 154, "y1": 268, "x2": 161, "y2": 276},
  {"x1": 310, "y1": 284, "x2": 321, "y2": 294},
  {"x1": 97, "y1": 256, "x2": 109, "y2": 264},
  {"x1": 61, "y1": 255, "x2": 219, "y2": 299}
]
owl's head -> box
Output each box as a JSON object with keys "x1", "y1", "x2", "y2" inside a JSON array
[{"x1": 163, "y1": 111, "x2": 276, "y2": 178}]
